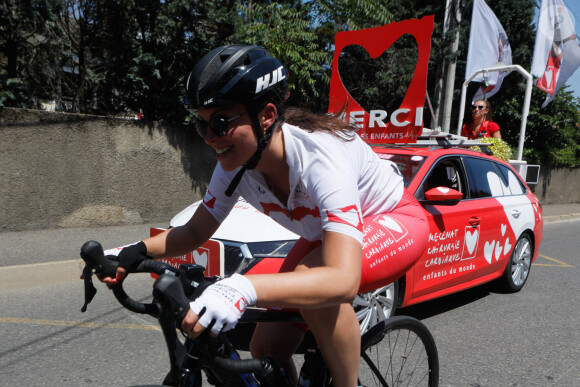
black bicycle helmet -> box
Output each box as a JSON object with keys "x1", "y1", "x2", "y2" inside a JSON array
[
  {"x1": 186, "y1": 45, "x2": 289, "y2": 196},
  {"x1": 186, "y1": 45, "x2": 288, "y2": 115}
]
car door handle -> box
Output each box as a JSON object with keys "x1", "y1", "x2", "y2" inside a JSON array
[
  {"x1": 469, "y1": 216, "x2": 481, "y2": 226},
  {"x1": 511, "y1": 210, "x2": 521, "y2": 219}
]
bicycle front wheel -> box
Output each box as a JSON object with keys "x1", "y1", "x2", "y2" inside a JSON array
[{"x1": 358, "y1": 316, "x2": 439, "y2": 387}]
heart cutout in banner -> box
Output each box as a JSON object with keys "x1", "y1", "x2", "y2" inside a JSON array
[
  {"x1": 337, "y1": 35, "x2": 418, "y2": 114},
  {"x1": 328, "y1": 15, "x2": 434, "y2": 144}
]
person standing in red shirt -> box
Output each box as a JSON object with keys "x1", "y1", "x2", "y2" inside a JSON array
[{"x1": 462, "y1": 99, "x2": 502, "y2": 139}]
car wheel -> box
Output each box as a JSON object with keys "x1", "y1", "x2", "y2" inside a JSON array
[
  {"x1": 498, "y1": 233, "x2": 533, "y2": 292},
  {"x1": 353, "y1": 281, "x2": 399, "y2": 334}
]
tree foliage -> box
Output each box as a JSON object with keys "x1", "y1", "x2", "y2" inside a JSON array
[
  {"x1": 0, "y1": 0, "x2": 63, "y2": 107},
  {"x1": 1, "y1": 0, "x2": 579, "y2": 167}
]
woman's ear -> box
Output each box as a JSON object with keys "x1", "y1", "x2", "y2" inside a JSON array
[{"x1": 260, "y1": 103, "x2": 278, "y2": 130}]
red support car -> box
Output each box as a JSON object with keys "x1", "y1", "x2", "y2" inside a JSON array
[{"x1": 157, "y1": 134, "x2": 543, "y2": 334}]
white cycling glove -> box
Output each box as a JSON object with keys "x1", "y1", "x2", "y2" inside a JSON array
[{"x1": 190, "y1": 274, "x2": 257, "y2": 335}]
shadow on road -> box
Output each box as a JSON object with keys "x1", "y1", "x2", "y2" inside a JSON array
[{"x1": 396, "y1": 282, "x2": 498, "y2": 320}]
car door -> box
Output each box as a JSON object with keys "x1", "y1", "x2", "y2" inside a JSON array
[
  {"x1": 461, "y1": 156, "x2": 535, "y2": 280},
  {"x1": 494, "y1": 162, "x2": 538, "y2": 254},
  {"x1": 411, "y1": 156, "x2": 483, "y2": 300}
]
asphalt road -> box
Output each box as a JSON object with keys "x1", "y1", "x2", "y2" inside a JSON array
[{"x1": 0, "y1": 220, "x2": 578, "y2": 386}]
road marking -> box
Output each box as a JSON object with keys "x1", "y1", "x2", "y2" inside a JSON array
[
  {"x1": 534, "y1": 254, "x2": 574, "y2": 267},
  {"x1": 0, "y1": 317, "x2": 161, "y2": 331}
]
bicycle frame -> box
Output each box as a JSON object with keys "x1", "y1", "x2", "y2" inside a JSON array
[{"x1": 80, "y1": 240, "x2": 439, "y2": 387}]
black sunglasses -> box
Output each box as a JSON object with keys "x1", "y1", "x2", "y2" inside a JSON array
[
  {"x1": 195, "y1": 114, "x2": 244, "y2": 138},
  {"x1": 472, "y1": 105, "x2": 486, "y2": 110}
]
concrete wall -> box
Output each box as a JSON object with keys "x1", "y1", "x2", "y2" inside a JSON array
[
  {"x1": 1, "y1": 107, "x2": 215, "y2": 232},
  {"x1": 532, "y1": 166, "x2": 580, "y2": 204},
  {"x1": 1, "y1": 108, "x2": 578, "y2": 232}
]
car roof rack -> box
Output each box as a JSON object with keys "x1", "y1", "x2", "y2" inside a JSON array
[{"x1": 377, "y1": 128, "x2": 494, "y2": 155}]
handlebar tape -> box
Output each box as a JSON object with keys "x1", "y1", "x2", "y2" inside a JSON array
[{"x1": 80, "y1": 240, "x2": 177, "y2": 317}]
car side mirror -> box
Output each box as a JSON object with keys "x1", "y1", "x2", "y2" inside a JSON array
[{"x1": 424, "y1": 187, "x2": 463, "y2": 202}]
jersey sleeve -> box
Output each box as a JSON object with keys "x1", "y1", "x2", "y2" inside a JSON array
[
  {"x1": 304, "y1": 154, "x2": 364, "y2": 244},
  {"x1": 201, "y1": 165, "x2": 239, "y2": 223}
]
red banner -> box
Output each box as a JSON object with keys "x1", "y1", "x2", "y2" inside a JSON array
[{"x1": 328, "y1": 16, "x2": 434, "y2": 144}]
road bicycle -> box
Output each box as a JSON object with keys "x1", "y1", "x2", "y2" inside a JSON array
[{"x1": 80, "y1": 240, "x2": 439, "y2": 387}]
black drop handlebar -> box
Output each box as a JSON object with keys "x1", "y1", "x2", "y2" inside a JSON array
[
  {"x1": 79, "y1": 240, "x2": 295, "y2": 386},
  {"x1": 80, "y1": 240, "x2": 179, "y2": 317}
]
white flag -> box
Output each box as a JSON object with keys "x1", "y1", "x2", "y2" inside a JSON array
[
  {"x1": 465, "y1": 0, "x2": 512, "y2": 102},
  {"x1": 531, "y1": 0, "x2": 580, "y2": 108}
]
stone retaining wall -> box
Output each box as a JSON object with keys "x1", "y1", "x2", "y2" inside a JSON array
[{"x1": 1, "y1": 107, "x2": 577, "y2": 232}]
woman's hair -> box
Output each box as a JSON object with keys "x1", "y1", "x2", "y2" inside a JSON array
[
  {"x1": 475, "y1": 99, "x2": 493, "y2": 121},
  {"x1": 277, "y1": 107, "x2": 357, "y2": 141}
]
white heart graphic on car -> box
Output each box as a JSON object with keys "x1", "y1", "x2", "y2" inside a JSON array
[
  {"x1": 494, "y1": 241, "x2": 503, "y2": 261},
  {"x1": 484, "y1": 241, "x2": 495, "y2": 264},
  {"x1": 193, "y1": 250, "x2": 208, "y2": 268},
  {"x1": 503, "y1": 237, "x2": 512, "y2": 255},
  {"x1": 437, "y1": 187, "x2": 450, "y2": 193},
  {"x1": 501, "y1": 224, "x2": 506, "y2": 236},
  {"x1": 465, "y1": 229, "x2": 478, "y2": 255}
]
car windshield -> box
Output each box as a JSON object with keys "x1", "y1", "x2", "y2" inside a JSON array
[{"x1": 378, "y1": 153, "x2": 426, "y2": 187}]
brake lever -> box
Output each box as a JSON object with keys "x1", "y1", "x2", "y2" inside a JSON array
[
  {"x1": 153, "y1": 274, "x2": 192, "y2": 330},
  {"x1": 81, "y1": 265, "x2": 97, "y2": 313},
  {"x1": 80, "y1": 240, "x2": 118, "y2": 278},
  {"x1": 79, "y1": 240, "x2": 119, "y2": 313}
]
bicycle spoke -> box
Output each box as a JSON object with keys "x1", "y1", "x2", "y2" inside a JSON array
[{"x1": 359, "y1": 317, "x2": 438, "y2": 387}]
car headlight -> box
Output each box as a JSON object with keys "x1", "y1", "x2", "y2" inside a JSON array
[{"x1": 220, "y1": 240, "x2": 297, "y2": 276}]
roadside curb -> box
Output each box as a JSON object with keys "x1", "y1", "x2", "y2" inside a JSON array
[
  {"x1": 1, "y1": 214, "x2": 578, "y2": 293},
  {"x1": 543, "y1": 213, "x2": 580, "y2": 224},
  {"x1": 0, "y1": 259, "x2": 84, "y2": 292}
]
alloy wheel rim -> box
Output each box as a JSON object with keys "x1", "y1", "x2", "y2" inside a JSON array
[
  {"x1": 511, "y1": 237, "x2": 531, "y2": 287},
  {"x1": 353, "y1": 283, "x2": 395, "y2": 334}
]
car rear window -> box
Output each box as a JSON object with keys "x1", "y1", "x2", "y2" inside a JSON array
[
  {"x1": 377, "y1": 153, "x2": 425, "y2": 187},
  {"x1": 464, "y1": 157, "x2": 526, "y2": 198},
  {"x1": 497, "y1": 164, "x2": 526, "y2": 195}
]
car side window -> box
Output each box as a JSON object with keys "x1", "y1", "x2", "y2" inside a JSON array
[
  {"x1": 463, "y1": 157, "x2": 507, "y2": 198},
  {"x1": 497, "y1": 164, "x2": 526, "y2": 195},
  {"x1": 419, "y1": 158, "x2": 465, "y2": 199}
]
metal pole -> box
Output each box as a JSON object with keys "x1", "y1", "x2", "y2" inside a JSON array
[
  {"x1": 441, "y1": 0, "x2": 462, "y2": 132},
  {"x1": 518, "y1": 69, "x2": 534, "y2": 161},
  {"x1": 441, "y1": 28, "x2": 460, "y2": 132}
]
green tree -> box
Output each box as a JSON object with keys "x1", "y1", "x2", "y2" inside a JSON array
[
  {"x1": 234, "y1": 2, "x2": 329, "y2": 110},
  {"x1": 93, "y1": 0, "x2": 237, "y2": 121},
  {"x1": 0, "y1": 0, "x2": 63, "y2": 107}
]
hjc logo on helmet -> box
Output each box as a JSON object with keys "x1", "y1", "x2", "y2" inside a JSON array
[{"x1": 255, "y1": 66, "x2": 286, "y2": 94}]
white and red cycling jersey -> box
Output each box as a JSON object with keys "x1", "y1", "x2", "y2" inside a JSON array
[
  {"x1": 203, "y1": 123, "x2": 428, "y2": 292},
  {"x1": 202, "y1": 123, "x2": 404, "y2": 245}
]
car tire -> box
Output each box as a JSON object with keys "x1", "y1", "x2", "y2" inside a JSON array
[
  {"x1": 353, "y1": 281, "x2": 399, "y2": 334},
  {"x1": 498, "y1": 233, "x2": 533, "y2": 292}
]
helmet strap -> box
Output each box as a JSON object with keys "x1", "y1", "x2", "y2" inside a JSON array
[{"x1": 224, "y1": 114, "x2": 277, "y2": 197}]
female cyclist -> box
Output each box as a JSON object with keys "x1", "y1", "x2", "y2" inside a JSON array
[{"x1": 103, "y1": 45, "x2": 428, "y2": 387}]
